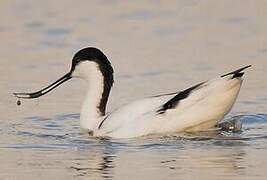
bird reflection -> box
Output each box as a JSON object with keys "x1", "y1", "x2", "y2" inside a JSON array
[{"x1": 70, "y1": 138, "x2": 117, "y2": 179}]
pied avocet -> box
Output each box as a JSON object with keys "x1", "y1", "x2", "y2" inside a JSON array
[{"x1": 14, "y1": 47, "x2": 251, "y2": 138}]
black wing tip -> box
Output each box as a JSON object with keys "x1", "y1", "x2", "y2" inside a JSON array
[
  {"x1": 240, "y1": 64, "x2": 252, "y2": 71},
  {"x1": 221, "y1": 65, "x2": 252, "y2": 78}
]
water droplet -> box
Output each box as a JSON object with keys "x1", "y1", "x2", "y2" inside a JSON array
[{"x1": 17, "y1": 99, "x2": 21, "y2": 106}]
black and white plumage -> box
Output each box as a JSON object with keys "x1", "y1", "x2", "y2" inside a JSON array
[{"x1": 14, "y1": 47, "x2": 251, "y2": 138}]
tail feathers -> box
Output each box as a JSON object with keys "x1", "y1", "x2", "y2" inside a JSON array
[{"x1": 221, "y1": 65, "x2": 251, "y2": 79}]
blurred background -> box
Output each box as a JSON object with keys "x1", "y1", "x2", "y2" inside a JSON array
[
  {"x1": 0, "y1": 1, "x2": 267, "y2": 179},
  {"x1": 1, "y1": 0, "x2": 267, "y2": 115}
]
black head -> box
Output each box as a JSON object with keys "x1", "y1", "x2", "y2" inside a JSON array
[
  {"x1": 14, "y1": 47, "x2": 114, "y2": 115},
  {"x1": 71, "y1": 47, "x2": 114, "y2": 115},
  {"x1": 71, "y1": 47, "x2": 112, "y2": 72}
]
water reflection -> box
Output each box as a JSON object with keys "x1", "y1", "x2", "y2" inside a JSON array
[
  {"x1": 71, "y1": 154, "x2": 115, "y2": 179},
  {"x1": 67, "y1": 135, "x2": 248, "y2": 179},
  {"x1": 70, "y1": 139, "x2": 117, "y2": 179}
]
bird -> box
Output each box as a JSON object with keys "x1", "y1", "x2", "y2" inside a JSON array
[{"x1": 14, "y1": 47, "x2": 251, "y2": 138}]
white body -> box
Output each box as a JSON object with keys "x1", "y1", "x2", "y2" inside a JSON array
[
  {"x1": 96, "y1": 77, "x2": 242, "y2": 138},
  {"x1": 73, "y1": 61, "x2": 243, "y2": 138}
]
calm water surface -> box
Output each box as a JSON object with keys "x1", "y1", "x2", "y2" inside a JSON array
[{"x1": 1, "y1": 1, "x2": 267, "y2": 179}]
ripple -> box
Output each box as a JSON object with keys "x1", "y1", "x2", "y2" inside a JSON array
[
  {"x1": 3, "y1": 143, "x2": 72, "y2": 151},
  {"x1": 241, "y1": 114, "x2": 267, "y2": 124},
  {"x1": 16, "y1": 131, "x2": 67, "y2": 141},
  {"x1": 3, "y1": 113, "x2": 267, "y2": 152}
]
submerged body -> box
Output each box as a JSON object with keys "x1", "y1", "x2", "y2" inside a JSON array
[{"x1": 14, "y1": 47, "x2": 250, "y2": 138}]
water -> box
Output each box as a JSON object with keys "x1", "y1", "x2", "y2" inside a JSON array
[{"x1": 1, "y1": 0, "x2": 267, "y2": 179}]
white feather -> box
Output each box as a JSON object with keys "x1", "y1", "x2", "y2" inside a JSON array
[
  {"x1": 72, "y1": 61, "x2": 104, "y2": 131},
  {"x1": 96, "y1": 76, "x2": 242, "y2": 138}
]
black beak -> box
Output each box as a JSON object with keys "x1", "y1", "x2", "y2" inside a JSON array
[{"x1": 13, "y1": 72, "x2": 72, "y2": 99}]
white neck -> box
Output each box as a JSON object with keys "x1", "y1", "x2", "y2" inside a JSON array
[
  {"x1": 72, "y1": 61, "x2": 107, "y2": 131},
  {"x1": 80, "y1": 82, "x2": 104, "y2": 131}
]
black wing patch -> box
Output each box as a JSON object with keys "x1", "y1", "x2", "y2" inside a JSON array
[{"x1": 157, "y1": 82, "x2": 205, "y2": 114}]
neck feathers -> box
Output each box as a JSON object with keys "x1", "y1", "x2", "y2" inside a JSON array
[
  {"x1": 78, "y1": 61, "x2": 113, "y2": 130},
  {"x1": 70, "y1": 47, "x2": 113, "y2": 130},
  {"x1": 97, "y1": 59, "x2": 114, "y2": 115}
]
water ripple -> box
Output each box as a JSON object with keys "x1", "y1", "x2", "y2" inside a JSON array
[{"x1": 1, "y1": 113, "x2": 266, "y2": 152}]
